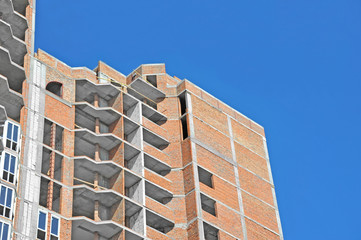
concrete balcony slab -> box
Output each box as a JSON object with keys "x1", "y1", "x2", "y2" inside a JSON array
[
  {"x1": 142, "y1": 103, "x2": 167, "y2": 124},
  {"x1": 129, "y1": 77, "x2": 165, "y2": 103},
  {"x1": 0, "y1": 20, "x2": 26, "y2": 65},
  {"x1": 74, "y1": 128, "x2": 121, "y2": 151},
  {"x1": 12, "y1": 0, "x2": 29, "y2": 16},
  {"x1": 75, "y1": 102, "x2": 121, "y2": 125},
  {"x1": 143, "y1": 128, "x2": 169, "y2": 150},
  {"x1": 71, "y1": 218, "x2": 122, "y2": 240},
  {"x1": 0, "y1": 46, "x2": 25, "y2": 93},
  {"x1": 0, "y1": 0, "x2": 28, "y2": 40},
  {"x1": 0, "y1": 74, "x2": 24, "y2": 120},
  {"x1": 76, "y1": 79, "x2": 120, "y2": 103}
]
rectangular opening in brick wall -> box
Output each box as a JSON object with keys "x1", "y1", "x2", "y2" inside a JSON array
[
  {"x1": 203, "y1": 222, "x2": 219, "y2": 240},
  {"x1": 43, "y1": 119, "x2": 52, "y2": 146},
  {"x1": 39, "y1": 177, "x2": 49, "y2": 208},
  {"x1": 55, "y1": 125, "x2": 63, "y2": 152},
  {"x1": 201, "y1": 194, "x2": 217, "y2": 216},
  {"x1": 198, "y1": 166, "x2": 213, "y2": 188},
  {"x1": 146, "y1": 75, "x2": 157, "y2": 88},
  {"x1": 178, "y1": 92, "x2": 187, "y2": 116},
  {"x1": 42, "y1": 119, "x2": 64, "y2": 152},
  {"x1": 181, "y1": 116, "x2": 189, "y2": 140},
  {"x1": 41, "y1": 147, "x2": 63, "y2": 181}
]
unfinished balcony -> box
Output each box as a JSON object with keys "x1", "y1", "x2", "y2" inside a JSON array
[
  {"x1": 71, "y1": 218, "x2": 123, "y2": 240},
  {"x1": 11, "y1": 0, "x2": 29, "y2": 16},
  {"x1": 125, "y1": 199, "x2": 144, "y2": 234},
  {"x1": 0, "y1": 46, "x2": 25, "y2": 93},
  {"x1": 128, "y1": 77, "x2": 165, "y2": 103},
  {"x1": 123, "y1": 93, "x2": 141, "y2": 123},
  {"x1": 73, "y1": 157, "x2": 122, "y2": 192},
  {"x1": 124, "y1": 170, "x2": 143, "y2": 204},
  {"x1": 72, "y1": 186, "x2": 123, "y2": 224},
  {"x1": 144, "y1": 153, "x2": 171, "y2": 177},
  {"x1": 75, "y1": 79, "x2": 120, "y2": 108},
  {"x1": 74, "y1": 128, "x2": 122, "y2": 161},
  {"x1": 0, "y1": 0, "x2": 28, "y2": 40},
  {"x1": 0, "y1": 74, "x2": 23, "y2": 121},
  {"x1": 0, "y1": 19, "x2": 27, "y2": 66},
  {"x1": 146, "y1": 210, "x2": 174, "y2": 234},
  {"x1": 143, "y1": 128, "x2": 169, "y2": 151},
  {"x1": 145, "y1": 181, "x2": 172, "y2": 205},
  {"x1": 74, "y1": 102, "x2": 122, "y2": 137},
  {"x1": 142, "y1": 103, "x2": 167, "y2": 125},
  {"x1": 124, "y1": 117, "x2": 141, "y2": 148},
  {"x1": 124, "y1": 142, "x2": 142, "y2": 175}
]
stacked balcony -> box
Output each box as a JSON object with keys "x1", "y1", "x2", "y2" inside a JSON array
[{"x1": 71, "y1": 75, "x2": 174, "y2": 238}]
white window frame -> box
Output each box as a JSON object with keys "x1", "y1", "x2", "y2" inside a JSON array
[
  {"x1": 0, "y1": 152, "x2": 17, "y2": 185},
  {"x1": 0, "y1": 185, "x2": 14, "y2": 219},
  {"x1": 50, "y1": 215, "x2": 60, "y2": 239},
  {"x1": 3, "y1": 121, "x2": 20, "y2": 153},
  {"x1": 0, "y1": 220, "x2": 11, "y2": 240},
  {"x1": 37, "y1": 210, "x2": 60, "y2": 240},
  {"x1": 37, "y1": 210, "x2": 47, "y2": 240}
]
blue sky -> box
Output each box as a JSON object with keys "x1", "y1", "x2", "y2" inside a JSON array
[{"x1": 35, "y1": 0, "x2": 361, "y2": 239}]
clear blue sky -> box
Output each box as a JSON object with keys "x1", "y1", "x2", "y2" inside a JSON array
[{"x1": 35, "y1": 1, "x2": 361, "y2": 239}]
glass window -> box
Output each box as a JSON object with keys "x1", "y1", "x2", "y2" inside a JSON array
[
  {"x1": 2, "y1": 152, "x2": 17, "y2": 184},
  {"x1": 0, "y1": 221, "x2": 10, "y2": 240},
  {"x1": 51, "y1": 216, "x2": 59, "y2": 237},
  {"x1": 38, "y1": 211, "x2": 47, "y2": 230},
  {"x1": 4, "y1": 122, "x2": 20, "y2": 152},
  {"x1": 38, "y1": 211, "x2": 60, "y2": 240},
  {"x1": 0, "y1": 186, "x2": 12, "y2": 219}
]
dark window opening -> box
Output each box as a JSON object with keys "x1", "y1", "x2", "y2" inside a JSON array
[
  {"x1": 178, "y1": 93, "x2": 187, "y2": 116},
  {"x1": 198, "y1": 166, "x2": 213, "y2": 188},
  {"x1": 201, "y1": 194, "x2": 217, "y2": 216},
  {"x1": 203, "y1": 222, "x2": 219, "y2": 240},
  {"x1": 146, "y1": 75, "x2": 157, "y2": 88},
  {"x1": 181, "y1": 116, "x2": 189, "y2": 140},
  {"x1": 46, "y1": 82, "x2": 63, "y2": 97}
]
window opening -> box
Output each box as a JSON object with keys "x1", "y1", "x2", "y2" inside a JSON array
[
  {"x1": 0, "y1": 185, "x2": 13, "y2": 219},
  {"x1": 46, "y1": 82, "x2": 63, "y2": 97},
  {"x1": 2, "y1": 152, "x2": 17, "y2": 184}
]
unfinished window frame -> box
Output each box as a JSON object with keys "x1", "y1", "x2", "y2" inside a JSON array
[
  {"x1": 198, "y1": 166, "x2": 214, "y2": 188},
  {"x1": 200, "y1": 193, "x2": 217, "y2": 217}
]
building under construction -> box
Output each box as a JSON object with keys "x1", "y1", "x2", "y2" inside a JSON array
[{"x1": 0, "y1": 0, "x2": 283, "y2": 239}]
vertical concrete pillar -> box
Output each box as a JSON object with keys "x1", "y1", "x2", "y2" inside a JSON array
[
  {"x1": 94, "y1": 231, "x2": 99, "y2": 240},
  {"x1": 94, "y1": 93, "x2": 99, "y2": 108},
  {"x1": 95, "y1": 118, "x2": 100, "y2": 134},
  {"x1": 95, "y1": 144, "x2": 100, "y2": 162},
  {"x1": 94, "y1": 200, "x2": 100, "y2": 221}
]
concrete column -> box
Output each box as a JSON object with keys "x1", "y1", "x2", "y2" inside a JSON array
[
  {"x1": 94, "y1": 200, "x2": 100, "y2": 221},
  {"x1": 94, "y1": 231, "x2": 99, "y2": 240},
  {"x1": 95, "y1": 144, "x2": 100, "y2": 162},
  {"x1": 94, "y1": 93, "x2": 99, "y2": 108},
  {"x1": 95, "y1": 118, "x2": 100, "y2": 134}
]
